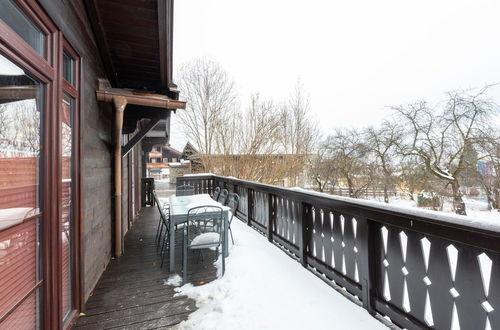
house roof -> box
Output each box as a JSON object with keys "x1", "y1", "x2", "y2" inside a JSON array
[
  {"x1": 87, "y1": 0, "x2": 184, "y2": 146},
  {"x1": 162, "y1": 145, "x2": 182, "y2": 155},
  {"x1": 85, "y1": 0, "x2": 178, "y2": 99}
]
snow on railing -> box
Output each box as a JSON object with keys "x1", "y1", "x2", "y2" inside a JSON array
[{"x1": 177, "y1": 174, "x2": 500, "y2": 330}]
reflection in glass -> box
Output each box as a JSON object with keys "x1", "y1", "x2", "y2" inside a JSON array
[
  {"x1": 0, "y1": 54, "x2": 42, "y2": 229},
  {"x1": 0, "y1": 0, "x2": 45, "y2": 57},
  {"x1": 61, "y1": 94, "x2": 74, "y2": 321},
  {"x1": 0, "y1": 53, "x2": 43, "y2": 329},
  {"x1": 63, "y1": 51, "x2": 74, "y2": 85}
]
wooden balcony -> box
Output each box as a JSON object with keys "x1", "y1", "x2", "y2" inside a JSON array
[
  {"x1": 177, "y1": 174, "x2": 500, "y2": 330},
  {"x1": 74, "y1": 206, "x2": 217, "y2": 329},
  {"x1": 74, "y1": 174, "x2": 500, "y2": 330}
]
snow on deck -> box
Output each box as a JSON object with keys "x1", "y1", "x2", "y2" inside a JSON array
[{"x1": 171, "y1": 217, "x2": 387, "y2": 330}]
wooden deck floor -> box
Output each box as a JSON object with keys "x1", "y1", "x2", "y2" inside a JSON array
[{"x1": 74, "y1": 205, "x2": 218, "y2": 330}]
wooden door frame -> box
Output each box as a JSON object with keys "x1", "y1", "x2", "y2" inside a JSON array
[
  {"x1": 0, "y1": 1, "x2": 82, "y2": 329},
  {"x1": 59, "y1": 34, "x2": 82, "y2": 329}
]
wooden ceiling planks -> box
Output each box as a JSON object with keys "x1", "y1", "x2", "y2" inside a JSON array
[{"x1": 84, "y1": 0, "x2": 177, "y2": 98}]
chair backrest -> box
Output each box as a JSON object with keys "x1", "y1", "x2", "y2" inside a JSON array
[
  {"x1": 177, "y1": 184, "x2": 195, "y2": 196},
  {"x1": 186, "y1": 205, "x2": 223, "y2": 246},
  {"x1": 227, "y1": 193, "x2": 239, "y2": 213},
  {"x1": 212, "y1": 186, "x2": 221, "y2": 201},
  {"x1": 152, "y1": 190, "x2": 160, "y2": 210},
  {"x1": 217, "y1": 188, "x2": 229, "y2": 205},
  {"x1": 152, "y1": 190, "x2": 168, "y2": 223}
]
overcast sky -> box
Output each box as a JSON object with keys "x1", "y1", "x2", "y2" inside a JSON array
[{"x1": 170, "y1": 0, "x2": 500, "y2": 150}]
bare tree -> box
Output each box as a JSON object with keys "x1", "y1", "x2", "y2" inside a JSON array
[
  {"x1": 207, "y1": 94, "x2": 285, "y2": 183},
  {"x1": 323, "y1": 129, "x2": 373, "y2": 198},
  {"x1": 279, "y1": 81, "x2": 318, "y2": 186},
  {"x1": 308, "y1": 145, "x2": 338, "y2": 192},
  {"x1": 477, "y1": 133, "x2": 500, "y2": 210},
  {"x1": 176, "y1": 58, "x2": 237, "y2": 172},
  {"x1": 394, "y1": 87, "x2": 498, "y2": 215},
  {"x1": 398, "y1": 156, "x2": 435, "y2": 200},
  {"x1": 13, "y1": 100, "x2": 40, "y2": 155},
  {"x1": 0, "y1": 104, "x2": 11, "y2": 140},
  {"x1": 365, "y1": 121, "x2": 402, "y2": 203}
]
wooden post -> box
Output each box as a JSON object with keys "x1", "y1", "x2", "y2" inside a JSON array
[
  {"x1": 267, "y1": 193, "x2": 274, "y2": 242},
  {"x1": 357, "y1": 217, "x2": 378, "y2": 315},
  {"x1": 298, "y1": 202, "x2": 311, "y2": 267},
  {"x1": 247, "y1": 188, "x2": 254, "y2": 226}
]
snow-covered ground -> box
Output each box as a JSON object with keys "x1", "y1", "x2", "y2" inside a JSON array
[
  {"x1": 167, "y1": 218, "x2": 387, "y2": 330},
  {"x1": 387, "y1": 195, "x2": 500, "y2": 223}
]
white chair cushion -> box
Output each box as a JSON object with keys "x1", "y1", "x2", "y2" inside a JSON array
[{"x1": 191, "y1": 232, "x2": 220, "y2": 246}]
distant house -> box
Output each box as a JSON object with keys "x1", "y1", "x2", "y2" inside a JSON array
[
  {"x1": 149, "y1": 145, "x2": 182, "y2": 164},
  {"x1": 146, "y1": 145, "x2": 185, "y2": 179},
  {"x1": 181, "y1": 142, "x2": 204, "y2": 172}
]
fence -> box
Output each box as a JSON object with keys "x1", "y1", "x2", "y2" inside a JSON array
[{"x1": 178, "y1": 174, "x2": 500, "y2": 330}]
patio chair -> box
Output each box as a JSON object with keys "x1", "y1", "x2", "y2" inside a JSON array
[
  {"x1": 182, "y1": 205, "x2": 225, "y2": 284},
  {"x1": 226, "y1": 193, "x2": 239, "y2": 245},
  {"x1": 177, "y1": 184, "x2": 195, "y2": 196},
  {"x1": 212, "y1": 186, "x2": 221, "y2": 201},
  {"x1": 217, "y1": 188, "x2": 229, "y2": 205},
  {"x1": 152, "y1": 191, "x2": 170, "y2": 258}
]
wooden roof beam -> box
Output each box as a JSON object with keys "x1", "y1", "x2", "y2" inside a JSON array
[
  {"x1": 96, "y1": 79, "x2": 186, "y2": 110},
  {"x1": 157, "y1": 0, "x2": 178, "y2": 99}
]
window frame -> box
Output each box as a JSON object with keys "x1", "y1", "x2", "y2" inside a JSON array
[
  {"x1": 0, "y1": 1, "x2": 82, "y2": 329},
  {"x1": 58, "y1": 35, "x2": 81, "y2": 328}
]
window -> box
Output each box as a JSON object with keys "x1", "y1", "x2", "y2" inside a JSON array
[
  {"x1": 0, "y1": 0, "x2": 45, "y2": 57},
  {"x1": 0, "y1": 2, "x2": 81, "y2": 328},
  {"x1": 0, "y1": 52, "x2": 43, "y2": 330},
  {"x1": 60, "y1": 42, "x2": 79, "y2": 325},
  {"x1": 63, "y1": 51, "x2": 74, "y2": 84}
]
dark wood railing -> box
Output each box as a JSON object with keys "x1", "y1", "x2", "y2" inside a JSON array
[{"x1": 177, "y1": 174, "x2": 500, "y2": 330}]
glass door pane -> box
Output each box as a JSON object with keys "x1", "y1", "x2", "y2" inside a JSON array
[
  {"x1": 0, "y1": 53, "x2": 43, "y2": 329},
  {"x1": 61, "y1": 94, "x2": 74, "y2": 322}
]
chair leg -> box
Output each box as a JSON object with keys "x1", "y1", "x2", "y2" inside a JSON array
[
  {"x1": 156, "y1": 224, "x2": 164, "y2": 250},
  {"x1": 229, "y1": 226, "x2": 234, "y2": 245},
  {"x1": 221, "y1": 246, "x2": 225, "y2": 276},
  {"x1": 155, "y1": 218, "x2": 162, "y2": 243},
  {"x1": 183, "y1": 230, "x2": 188, "y2": 284},
  {"x1": 160, "y1": 230, "x2": 168, "y2": 256},
  {"x1": 160, "y1": 231, "x2": 169, "y2": 268}
]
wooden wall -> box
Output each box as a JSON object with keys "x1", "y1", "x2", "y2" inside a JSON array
[{"x1": 38, "y1": 0, "x2": 137, "y2": 303}]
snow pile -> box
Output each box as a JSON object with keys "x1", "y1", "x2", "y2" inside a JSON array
[
  {"x1": 183, "y1": 173, "x2": 216, "y2": 177},
  {"x1": 165, "y1": 274, "x2": 183, "y2": 287},
  {"x1": 174, "y1": 219, "x2": 386, "y2": 330}
]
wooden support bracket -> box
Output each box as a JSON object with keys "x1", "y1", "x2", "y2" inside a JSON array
[{"x1": 122, "y1": 114, "x2": 163, "y2": 157}]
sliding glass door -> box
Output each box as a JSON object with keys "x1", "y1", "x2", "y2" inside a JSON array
[
  {"x1": 1, "y1": 1, "x2": 81, "y2": 328},
  {"x1": 0, "y1": 53, "x2": 44, "y2": 329}
]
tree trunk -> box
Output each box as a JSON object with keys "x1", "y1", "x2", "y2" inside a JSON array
[
  {"x1": 451, "y1": 181, "x2": 467, "y2": 215},
  {"x1": 491, "y1": 187, "x2": 500, "y2": 210},
  {"x1": 315, "y1": 177, "x2": 323, "y2": 192},
  {"x1": 347, "y1": 177, "x2": 355, "y2": 198},
  {"x1": 383, "y1": 172, "x2": 390, "y2": 203},
  {"x1": 483, "y1": 185, "x2": 495, "y2": 210}
]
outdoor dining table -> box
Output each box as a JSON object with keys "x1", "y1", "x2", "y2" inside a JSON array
[{"x1": 168, "y1": 193, "x2": 230, "y2": 272}]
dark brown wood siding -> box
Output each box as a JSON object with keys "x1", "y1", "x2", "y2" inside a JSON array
[{"x1": 38, "y1": 0, "x2": 138, "y2": 303}]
